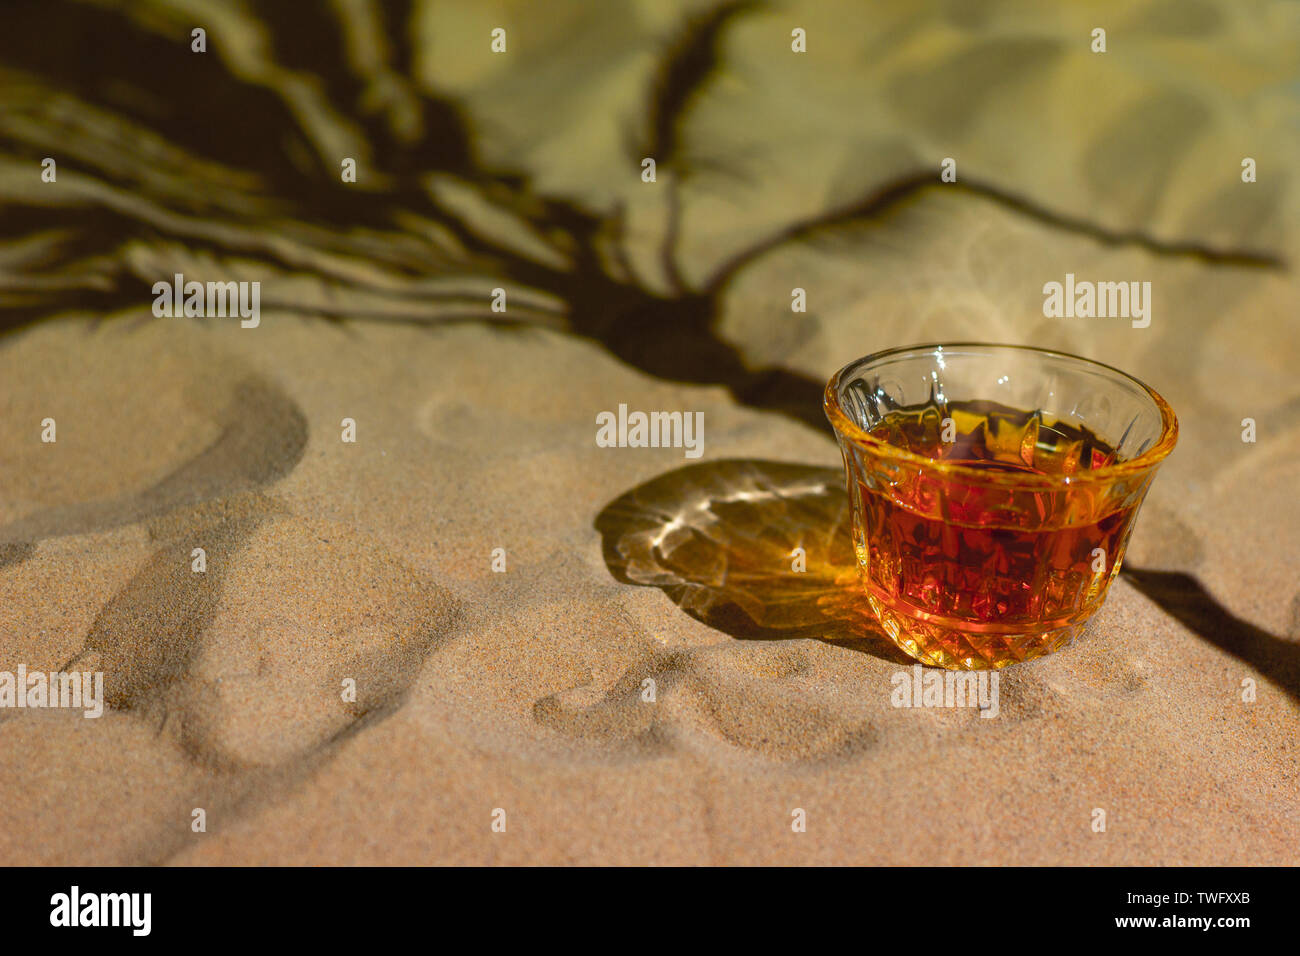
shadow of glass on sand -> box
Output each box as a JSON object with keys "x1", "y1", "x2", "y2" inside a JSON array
[
  {"x1": 597, "y1": 460, "x2": 1300, "y2": 697},
  {"x1": 595, "y1": 458, "x2": 911, "y2": 664}
]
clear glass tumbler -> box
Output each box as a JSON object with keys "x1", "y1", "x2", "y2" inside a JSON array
[{"x1": 824, "y1": 343, "x2": 1178, "y2": 669}]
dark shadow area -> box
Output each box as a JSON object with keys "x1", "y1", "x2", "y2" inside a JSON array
[
  {"x1": 1, "y1": 0, "x2": 1278, "y2": 430},
  {"x1": 1122, "y1": 568, "x2": 1300, "y2": 705},
  {"x1": 595, "y1": 458, "x2": 910, "y2": 664}
]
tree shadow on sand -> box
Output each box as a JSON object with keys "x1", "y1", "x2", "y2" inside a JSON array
[
  {"x1": 6, "y1": 0, "x2": 1294, "y2": 695},
  {"x1": 595, "y1": 458, "x2": 911, "y2": 665}
]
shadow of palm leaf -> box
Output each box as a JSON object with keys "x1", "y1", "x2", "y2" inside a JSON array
[{"x1": 595, "y1": 458, "x2": 910, "y2": 663}]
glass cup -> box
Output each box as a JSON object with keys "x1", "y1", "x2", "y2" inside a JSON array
[{"x1": 824, "y1": 343, "x2": 1178, "y2": 669}]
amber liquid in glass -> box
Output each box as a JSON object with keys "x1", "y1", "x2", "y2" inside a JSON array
[{"x1": 856, "y1": 399, "x2": 1140, "y2": 665}]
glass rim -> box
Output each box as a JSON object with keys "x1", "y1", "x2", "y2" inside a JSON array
[{"x1": 824, "y1": 342, "x2": 1179, "y2": 486}]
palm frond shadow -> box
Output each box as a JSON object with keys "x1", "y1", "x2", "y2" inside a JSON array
[{"x1": 6, "y1": 0, "x2": 1294, "y2": 695}]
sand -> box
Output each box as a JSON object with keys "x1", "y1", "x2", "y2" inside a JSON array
[
  {"x1": 0, "y1": 0, "x2": 1298, "y2": 865},
  {"x1": 0, "y1": 314, "x2": 1296, "y2": 865}
]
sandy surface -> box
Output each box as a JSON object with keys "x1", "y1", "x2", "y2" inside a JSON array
[
  {"x1": 0, "y1": 0, "x2": 1297, "y2": 864},
  {"x1": 1, "y1": 314, "x2": 1297, "y2": 865}
]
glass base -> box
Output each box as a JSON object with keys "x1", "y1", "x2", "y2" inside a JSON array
[{"x1": 866, "y1": 592, "x2": 1089, "y2": 670}]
